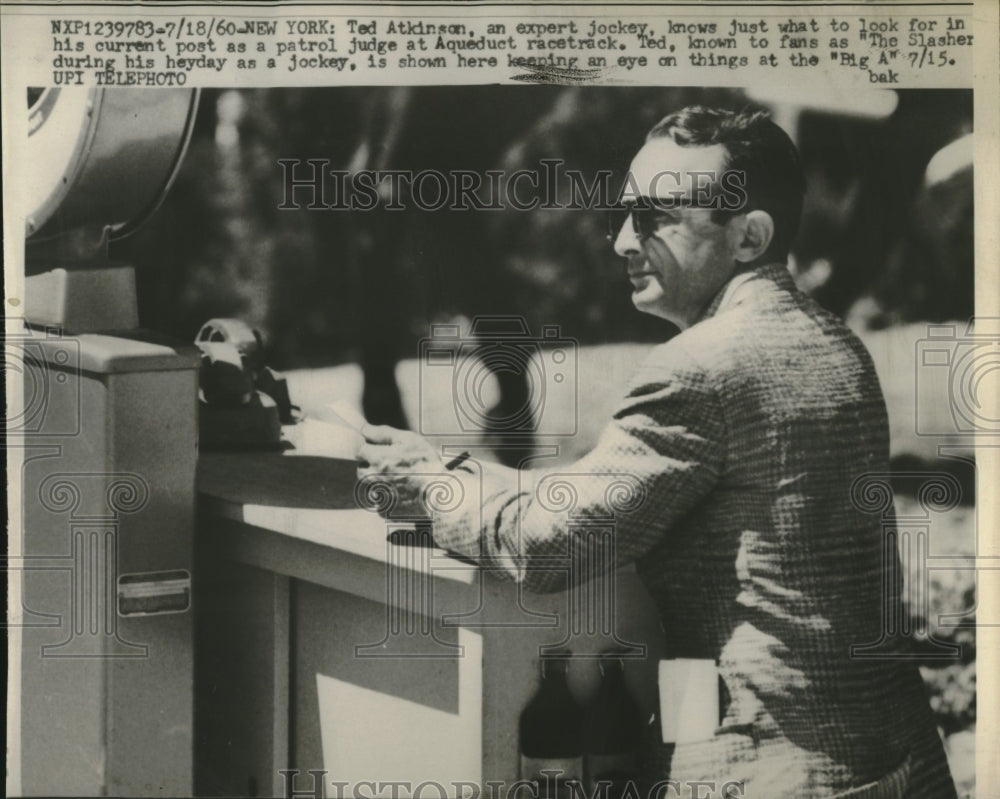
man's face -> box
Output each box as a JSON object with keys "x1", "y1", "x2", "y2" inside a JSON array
[{"x1": 612, "y1": 138, "x2": 742, "y2": 328}]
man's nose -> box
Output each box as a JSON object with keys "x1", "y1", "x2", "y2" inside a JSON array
[{"x1": 613, "y1": 215, "x2": 641, "y2": 258}]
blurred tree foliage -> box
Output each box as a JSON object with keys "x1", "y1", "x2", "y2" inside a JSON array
[
  {"x1": 119, "y1": 87, "x2": 973, "y2": 374},
  {"x1": 796, "y1": 89, "x2": 973, "y2": 323}
]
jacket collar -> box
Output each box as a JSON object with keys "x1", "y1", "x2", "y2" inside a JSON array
[{"x1": 696, "y1": 262, "x2": 797, "y2": 324}]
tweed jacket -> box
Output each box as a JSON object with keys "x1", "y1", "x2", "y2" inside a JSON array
[{"x1": 431, "y1": 263, "x2": 955, "y2": 798}]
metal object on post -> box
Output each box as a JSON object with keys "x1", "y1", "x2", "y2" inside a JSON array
[
  {"x1": 24, "y1": 87, "x2": 199, "y2": 331},
  {"x1": 16, "y1": 87, "x2": 202, "y2": 797},
  {"x1": 25, "y1": 87, "x2": 199, "y2": 249}
]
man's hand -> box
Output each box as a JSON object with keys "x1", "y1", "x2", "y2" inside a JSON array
[{"x1": 356, "y1": 424, "x2": 446, "y2": 517}]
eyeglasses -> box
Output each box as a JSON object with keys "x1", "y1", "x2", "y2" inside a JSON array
[
  {"x1": 606, "y1": 197, "x2": 691, "y2": 242},
  {"x1": 606, "y1": 196, "x2": 737, "y2": 242}
]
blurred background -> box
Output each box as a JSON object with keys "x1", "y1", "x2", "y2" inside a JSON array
[
  {"x1": 113, "y1": 86, "x2": 976, "y2": 794},
  {"x1": 121, "y1": 86, "x2": 974, "y2": 370}
]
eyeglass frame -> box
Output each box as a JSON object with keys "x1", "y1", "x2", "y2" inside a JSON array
[{"x1": 606, "y1": 195, "x2": 743, "y2": 242}]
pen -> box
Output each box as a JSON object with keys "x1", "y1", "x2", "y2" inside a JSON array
[{"x1": 445, "y1": 451, "x2": 471, "y2": 470}]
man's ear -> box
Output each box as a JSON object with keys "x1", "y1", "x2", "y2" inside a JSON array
[{"x1": 733, "y1": 210, "x2": 775, "y2": 263}]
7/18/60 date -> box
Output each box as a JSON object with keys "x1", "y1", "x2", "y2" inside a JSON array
[{"x1": 50, "y1": 17, "x2": 289, "y2": 40}]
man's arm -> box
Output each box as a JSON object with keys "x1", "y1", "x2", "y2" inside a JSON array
[{"x1": 430, "y1": 349, "x2": 726, "y2": 591}]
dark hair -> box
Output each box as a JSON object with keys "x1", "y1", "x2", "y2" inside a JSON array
[{"x1": 647, "y1": 106, "x2": 806, "y2": 263}]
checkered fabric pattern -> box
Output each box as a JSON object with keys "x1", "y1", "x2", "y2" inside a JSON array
[{"x1": 432, "y1": 263, "x2": 956, "y2": 798}]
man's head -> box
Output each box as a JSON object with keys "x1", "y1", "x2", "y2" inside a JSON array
[{"x1": 612, "y1": 106, "x2": 805, "y2": 327}]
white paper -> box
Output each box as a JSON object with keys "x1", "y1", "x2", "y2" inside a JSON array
[{"x1": 658, "y1": 659, "x2": 719, "y2": 744}]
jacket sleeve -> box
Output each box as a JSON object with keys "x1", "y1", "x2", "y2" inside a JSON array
[{"x1": 430, "y1": 348, "x2": 726, "y2": 592}]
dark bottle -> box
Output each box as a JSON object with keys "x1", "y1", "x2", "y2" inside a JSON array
[
  {"x1": 585, "y1": 651, "x2": 644, "y2": 798},
  {"x1": 519, "y1": 651, "x2": 586, "y2": 799}
]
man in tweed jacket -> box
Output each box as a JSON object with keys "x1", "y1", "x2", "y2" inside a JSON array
[{"x1": 358, "y1": 107, "x2": 956, "y2": 798}]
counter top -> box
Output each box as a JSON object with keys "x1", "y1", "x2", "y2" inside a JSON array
[{"x1": 196, "y1": 449, "x2": 482, "y2": 613}]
